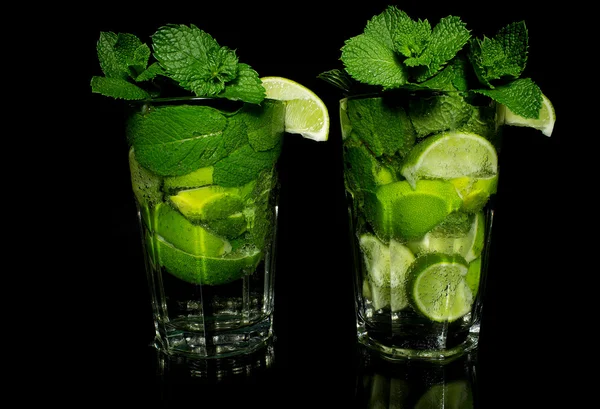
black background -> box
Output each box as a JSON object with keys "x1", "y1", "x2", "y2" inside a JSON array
[{"x1": 46, "y1": 1, "x2": 580, "y2": 406}]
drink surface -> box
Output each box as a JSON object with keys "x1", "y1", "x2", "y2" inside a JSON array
[{"x1": 342, "y1": 91, "x2": 499, "y2": 356}]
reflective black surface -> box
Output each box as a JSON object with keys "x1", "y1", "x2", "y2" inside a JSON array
[{"x1": 62, "y1": 2, "x2": 577, "y2": 407}]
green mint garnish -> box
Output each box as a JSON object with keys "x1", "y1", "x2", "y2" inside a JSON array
[
  {"x1": 91, "y1": 24, "x2": 265, "y2": 103},
  {"x1": 321, "y1": 6, "x2": 544, "y2": 119}
]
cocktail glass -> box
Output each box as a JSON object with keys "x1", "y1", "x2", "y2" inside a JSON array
[
  {"x1": 128, "y1": 96, "x2": 284, "y2": 358},
  {"x1": 340, "y1": 91, "x2": 499, "y2": 361}
]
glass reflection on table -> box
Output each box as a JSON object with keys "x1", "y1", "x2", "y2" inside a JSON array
[{"x1": 354, "y1": 346, "x2": 479, "y2": 409}]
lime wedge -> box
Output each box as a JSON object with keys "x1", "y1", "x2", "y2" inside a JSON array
[
  {"x1": 465, "y1": 257, "x2": 482, "y2": 297},
  {"x1": 128, "y1": 147, "x2": 162, "y2": 208},
  {"x1": 153, "y1": 203, "x2": 231, "y2": 257},
  {"x1": 164, "y1": 166, "x2": 214, "y2": 190},
  {"x1": 450, "y1": 174, "x2": 498, "y2": 213},
  {"x1": 156, "y1": 239, "x2": 262, "y2": 285},
  {"x1": 366, "y1": 180, "x2": 463, "y2": 241},
  {"x1": 169, "y1": 183, "x2": 254, "y2": 222},
  {"x1": 400, "y1": 131, "x2": 498, "y2": 189},
  {"x1": 407, "y1": 212, "x2": 485, "y2": 263},
  {"x1": 359, "y1": 234, "x2": 415, "y2": 311},
  {"x1": 415, "y1": 380, "x2": 473, "y2": 409},
  {"x1": 407, "y1": 253, "x2": 473, "y2": 322},
  {"x1": 260, "y1": 76, "x2": 329, "y2": 141},
  {"x1": 502, "y1": 93, "x2": 555, "y2": 137}
]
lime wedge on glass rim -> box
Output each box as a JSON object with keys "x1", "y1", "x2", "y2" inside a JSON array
[
  {"x1": 261, "y1": 76, "x2": 329, "y2": 141},
  {"x1": 501, "y1": 93, "x2": 555, "y2": 137}
]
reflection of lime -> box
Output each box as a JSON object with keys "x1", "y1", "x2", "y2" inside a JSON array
[
  {"x1": 400, "y1": 131, "x2": 498, "y2": 189},
  {"x1": 407, "y1": 253, "x2": 472, "y2": 322},
  {"x1": 157, "y1": 239, "x2": 262, "y2": 285},
  {"x1": 366, "y1": 180, "x2": 462, "y2": 241},
  {"x1": 415, "y1": 380, "x2": 473, "y2": 409}
]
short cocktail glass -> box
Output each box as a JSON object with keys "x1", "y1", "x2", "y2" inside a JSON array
[
  {"x1": 340, "y1": 90, "x2": 500, "y2": 361},
  {"x1": 128, "y1": 97, "x2": 284, "y2": 358}
]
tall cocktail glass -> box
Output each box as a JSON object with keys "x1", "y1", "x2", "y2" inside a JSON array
[
  {"x1": 320, "y1": 6, "x2": 555, "y2": 361},
  {"x1": 91, "y1": 25, "x2": 329, "y2": 359}
]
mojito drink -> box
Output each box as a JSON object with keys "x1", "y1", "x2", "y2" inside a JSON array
[
  {"x1": 320, "y1": 6, "x2": 555, "y2": 360},
  {"x1": 91, "y1": 24, "x2": 329, "y2": 358},
  {"x1": 128, "y1": 97, "x2": 284, "y2": 356}
]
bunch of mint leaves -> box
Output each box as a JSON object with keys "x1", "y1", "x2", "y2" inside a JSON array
[
  {"x1": 318, "y1": 6, "x2": 543, "y2": 119},
  {"x1": 91, "y1": 24, "x2": 266, "y2": 104}
]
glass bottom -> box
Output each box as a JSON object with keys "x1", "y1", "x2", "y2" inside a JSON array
[
  {"x1": 356, "y1": 323, "x2": 479, "y2": 363},
  {"x1": 153, "y1": 315, "x2": 274, "y2": 359}
]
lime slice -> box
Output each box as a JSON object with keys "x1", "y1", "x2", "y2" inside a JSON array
[
  {"x1": 407, "y1": 253, "x2": 473, "y2": 322},
  {"x1": 415, "y1": 380, "x2": 473, "y2": 409},
  {"x1": 359, "y1": 234, "x2": 415, "y2": 311},
  {"x1": 407, "y1": 212, "x2": 485, "y2": 263},
  {"x1": 502, "y1": 93, "x2": 555, "y2": 137},
  {"x1": 366, "y1": 180, "x2": 463, "y2": 241},
  {"x1": 400, "y1": 131, "x2": 498, "y2": 189},
  {"x1": 128, "y1": 147, "x2": 162, "y2": 208},
  {"x1": 153, "y1": 203, "x2": 231, "y2": 257},
  {"x1": 156, "y1": 239, "x2": 262, "y2": 285},
  {"x1": 465, "y1": 257, "x2": 482, "y2": 297},
  {"x1": 164, "y1": 166, "x2": 214, "y2": 191},
  {"x1": 261, "y1": 76, "x2": 329, "y2": 141},
  {"x1": 169, "y1": 182, "x2": 254, "y2": 222},
  {"x1": 450, "y1": 174, "x2": 498, "y2": 213}
]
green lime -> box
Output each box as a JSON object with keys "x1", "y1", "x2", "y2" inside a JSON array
[
  {"x1": 203, "y1": 212, "x2": 248, "y2": 239},
  {"x1": 450, "y1": 174, "x2": 498, "y2": 213},
  {"x1": 128, "y1": 147, "x2": 163, "y2": 208},
  {"x1": 169, "y1": 182, "x2": 254, "y2": 222},
  {"x1": 501, "y1": 93, "x2": 555, "y2": 137},
  {"x1": 156, "y1": 239, "x2": 262, "y2": 285},
  {"x1": 365, "y1": 180, "x2": 463, "y2": 241},
  {"x1": 261, "y1": 76, "x2": 329, "y2": 141},
  {"x1": 407, "y1": 253, "x2": 473, "y2": 322},
  {"x1": 400, "y1": 131, "x2": 498, "y2": 189},
  {"x1": 163, "y1": 166, "x2": 214, "y2": 191},
  {"x1": 415, "y1": 380, "x2": 473, "y2": 409},
  {"x1": 407, "y1": 211, "x2": 485, "y2": 262},
  {"x1": 465, "y1": 257, "x2": 482, "y2": 297},
  {"x1": 153, "y1": 203, "x2": 230, "y2": 257},
  {"x1": 359, "y1": 234, "x2": 415, "y2": 312}
]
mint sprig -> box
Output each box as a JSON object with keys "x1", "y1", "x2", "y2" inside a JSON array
[
  {"x1": 91, "y1": 24, "x2": 265, "y2": 104},
  {"x1": 321, "y1": 6, "x2": 545, "y2": 120}
]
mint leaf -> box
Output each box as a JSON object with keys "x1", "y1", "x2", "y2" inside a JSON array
[
  {"x1": 393, "y1": 16, "x2": 432, "y2": 63},
  {"x1": 412, "y1": 16, "x2": 471, "y2": 81},
  {"x1": 239, "y1": 100, "x2": 285, "y2": 151},
  {"x1": 469, "y1": 21, "x2": 528, "y2": 86},
  {"x1": 90, "y1": 76, "x2": 150, "y2": 100},
  {"x1": 409, "y1": 93, "x2": 473, "y2": 137},
  {"x1": 216, "y1": 63, "x2": 266, "y2": 103},
  {"x1": 96, "y1": 32, "x2": 127, "y2": 79},
  {"x1": 135, "y1": 62, "x2": 164, "y2": 82},
  {"x1": 346, "y1": 97, "x2": 415, "y2": 157},
  {"x1": 128, "y1": 105, "x2": 230, "y2": 176},
  {"x1": 418, "y1": 56, "x2": 469, "y2": 92},
  {"x1": 342, "y1": 6, "x2": 409, "y2": 88},
  {"x1": 213, "y1": 142, "x2": 282, "y2": 187},
  {"x1": 152, "y1": 24, "x2": 238, "y2": 97},
  {"x1": 472, "y1": 78, "x2": 542, "y2": 119}
]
